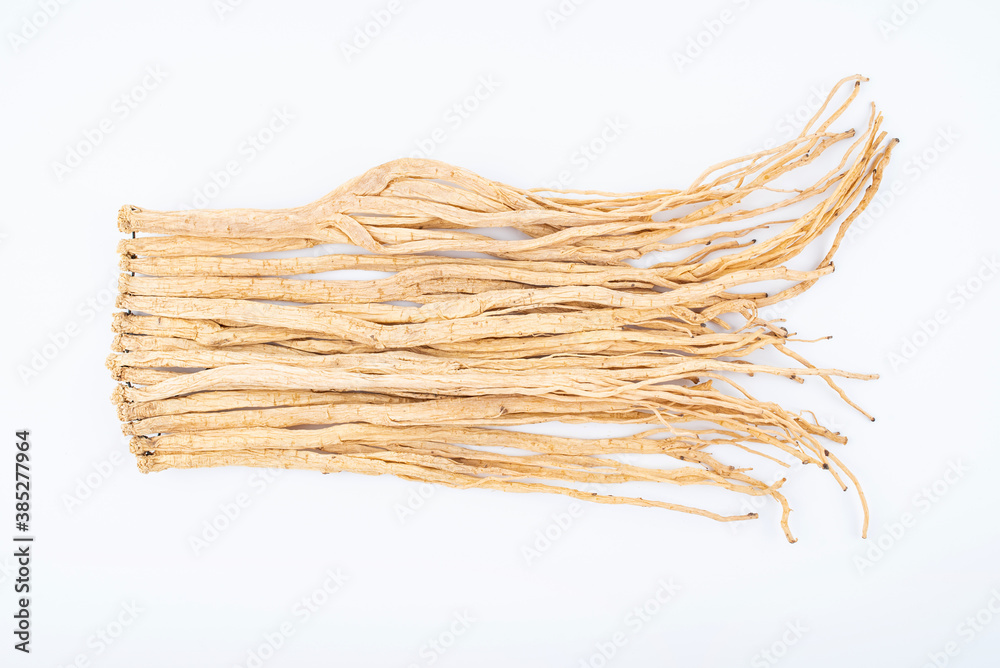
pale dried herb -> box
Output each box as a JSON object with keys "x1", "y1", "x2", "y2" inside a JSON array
[{"x1": 111, "y1": 76, "x2": 894, "y2": 542}]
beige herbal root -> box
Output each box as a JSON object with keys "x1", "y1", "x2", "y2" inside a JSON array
[{"x1": 110, "y1": 75, "x2": 894, "y2": 542}]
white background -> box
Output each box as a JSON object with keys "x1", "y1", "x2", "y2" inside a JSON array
[{"x1": 2, "y1": 0, "x2": 999, "y2": 666}]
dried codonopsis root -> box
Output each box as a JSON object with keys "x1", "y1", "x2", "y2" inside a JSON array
[
  {"x1": 111, "y1": 75, "x2": 893, "y2": 543},
  {"x1": 136, "y1": 448, "x2": 782, "y2": 528},
  {"x1": 118, "y1": 77, "x2": 882, "y2": 270}
]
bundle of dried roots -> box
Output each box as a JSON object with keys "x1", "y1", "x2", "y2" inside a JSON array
[{"x1": 110, "y1": 75, "x2": 895, "y2": 542}]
